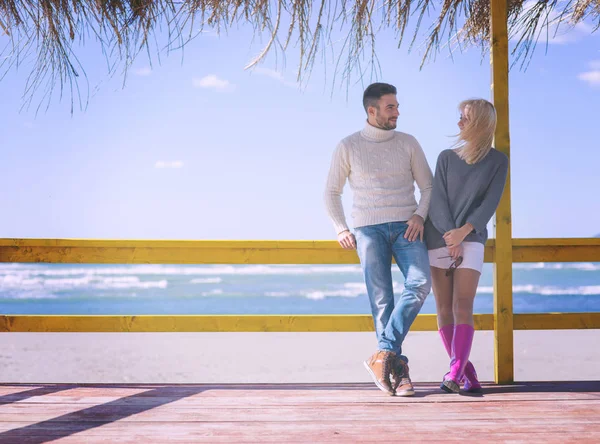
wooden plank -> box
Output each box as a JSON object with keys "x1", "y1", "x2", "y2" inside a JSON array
[
  {"x1": 513, "y1": 244, "x2": 600, "y2": 262},
  {"x1": 1, "y1": 238, "x2": 599, "y2": 264},
  {"x1": 0, "y1": 431, "x2": 596, "y2": 444},
  {"x1": 2, "y1": 402, "x2": 599, "y2": 423},
  {"x1": 1, "y1": 313, "x2": 599, "y2": 333},
  {"x1": 2, "y1": 238, "x2": 598, "y2": 248},
  {"x1": 490, "y1": 0, "x2": 514, "y2": 385},
  {"x1": 514, "y1": 313, "x2": 600, "y2": 330},
  {"x1": 2, "y1": 382, "x2": 599, "y2": 403},
  {"x1": 0, "y1": 314, "x2": 493, "y2": 333},
  {"x1": 5, "y1": 390, "x2": 600, "y2": 407},
  {"x1": 513, "y1": 238, "x2": 600, "y2": 247},
  {"x1": 0, "y1": 242, "x2": 360, "y2": 265},
  {"x1": 0, "y1": 420, "x2": 598, "y2": 440}
]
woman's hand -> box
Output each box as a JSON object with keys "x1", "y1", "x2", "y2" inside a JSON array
[
  {"x1": 443, "y1": 223, "x2": 473, "y2": 248},
  {"x1": 443, "y1": 229, "x2": 466, "y2": 248},
  {"x1": 448, "y1": 243, "x2": 463, "y2": 261}
]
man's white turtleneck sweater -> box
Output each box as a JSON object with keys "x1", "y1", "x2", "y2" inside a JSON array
[{"x1": 324, "y1": 122, "x2": 433, "y2": 235}]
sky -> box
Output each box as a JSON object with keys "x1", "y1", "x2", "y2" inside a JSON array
[{"x1": 1, "y1": 9, "x2": 599, "y2": 241}]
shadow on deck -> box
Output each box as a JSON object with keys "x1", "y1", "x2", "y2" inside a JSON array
[{"x1": 0, "y1": 381, "x2": 599, "y2": 442}]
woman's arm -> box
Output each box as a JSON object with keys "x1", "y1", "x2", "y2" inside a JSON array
[
  {"x1": 429, "y1": 152, "x2": 457, "y2": 234},
  {"x1": 466, "y1": 155, "x2": 509, "y2": 235}
]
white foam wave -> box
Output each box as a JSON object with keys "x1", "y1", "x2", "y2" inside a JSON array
[
  {"x1": 97, "y1": 280, "x2": 167, "y2": 290},
  {"x1": 477, "y1": 286, "x2": 495, "y2": 293},
  {"x1": 264, "y1": 292, "x2": 290, "y2": 297},
  {"x1": 513, "y1": 263, "x2": 600, "y2": 271},
  {"x1": 4, "y1": 292, "x2": 59, "y2": 300},
  {"x1": 190, "y1": 278, "x2": 222, "y2": 284},
  {"x1": 302, "y1": 281, "x2": 403, "y2": 300},
  {"x1": 477, "y1": 285, "x2": 600, "y2": 295},
  {"x1": 200, "y1": 289, "x2": 224, "y2": 296},
  {"x1": 0, "y1": 275, "x2": 167, "y2": 291},
  {"x1": 343, "y1": 283, "x2": 366, "y2": 290},
  {"x1": 0, "y1": 264, "x2": 363, "y2": 277},
  {"x1": 303, "y1": 290, "x2": 356, "y2": 300}
]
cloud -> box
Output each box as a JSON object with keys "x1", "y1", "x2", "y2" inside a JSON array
[
  {"x1": 251, "y1": 67, "x2": 298, "y2": 88},
  {"x1": 578, "y1": 71, "x2": 600, "y2": 87},
  {"x1": 192, "y1": 75, "x2": 235, "y2": 92},
  {"x1": 547, "y1": 21, "x2": 593, "y2": 45},
  {"x1": 133, "y1": 67, "x2": 152, "y2": 77},
  {"x1": 155, "y1": 161, "x2": 184, "y2": 169},
  {"x1": 577, "y1": 60, "x2": 600, "y2": 87}
]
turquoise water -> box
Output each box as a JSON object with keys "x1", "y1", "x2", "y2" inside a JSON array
[{"x1": 0, "y1": 263, "x2": 599, "y2": 314}]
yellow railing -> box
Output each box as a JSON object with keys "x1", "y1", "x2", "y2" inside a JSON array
[
  {"x1": 3, "y1": 238, "x2": 600, "y2": 263},
  {"x1": 1, "y1": 238, "x2": 600, "y2": 382}
]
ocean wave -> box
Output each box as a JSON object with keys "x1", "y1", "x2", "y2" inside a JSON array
[
  {"x1": 0, "y1": 275, "x2": 167, "y2": 291},
  {"x1": 268, "y1": 282, "x2": 600, "y2": 300},
  {"x1": 0, "y1": 291, "x2": 59, "y2": 300},
  {"x1": 478, "y1": 285, "x2": 600, "y2": 295},
  {"x1": 303, "y1": 290, "x2": 361, "y2": 300},
  {"x1": 513, "y1": 263, "x2": 600, "y2": 271},
  {"x1": 1, "y1": 263, "x2": 598, "y2": 281},
  {"x1": 200, "y1": 289, "x2": 224, "y2": 296},
  {"x1": 0, "y1": 264, "x2": 363, "y2": 277},
  {"x1": 271, "y1": 281, "x2": 402, "y2": 300},
  {"x1": 264, "y1": 292, "x2": 290, "y2": 297},
  {"x1": 190, "y1": 278, "x2": 222, "y2": 284}
]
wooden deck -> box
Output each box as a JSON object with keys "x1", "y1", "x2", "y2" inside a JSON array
[{"x1": 0, "y1": 382, "x2": 599, "y2": 443}]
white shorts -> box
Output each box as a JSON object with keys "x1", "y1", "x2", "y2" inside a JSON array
[{"x1": 428, "y1": 242, "x2": 485, "y2": 273}]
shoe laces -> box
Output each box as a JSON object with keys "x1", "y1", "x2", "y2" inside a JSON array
[{"x1": 381, "y1": 352, "x2": 393, "y2": 378}]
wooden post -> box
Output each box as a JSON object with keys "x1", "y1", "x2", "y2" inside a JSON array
[{"x1": 490, "y1": 0, "x2": 514, "y2": 384}]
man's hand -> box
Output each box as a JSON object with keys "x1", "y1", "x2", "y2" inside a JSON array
[
  {"x1": 337, "y1": 230, "x2": 357, "y2": 250},
  {"x1": 404, "y1": 215, "x2": 425, "y2": 242}
]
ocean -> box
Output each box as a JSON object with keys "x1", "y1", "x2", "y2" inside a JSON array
[{"x1": 0, "y1": 262, "x2": 599, "y2": 315}]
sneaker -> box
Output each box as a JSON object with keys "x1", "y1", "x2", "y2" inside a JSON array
[
  {"x1": 463, "y1": 363, "x2": 483, "y2": 393},
  {"x1": 363, "y1": 351, "x2": 395, "y2": 396},
  {"x1": 391, "y1": 357, "x2": 415, "y2": 397},
  {"x1": 440, "y1": 372, "x2": 460, "y2": 393}
]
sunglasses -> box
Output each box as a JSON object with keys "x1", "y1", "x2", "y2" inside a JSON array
[{"x1": 438, "y1": 255, "x2": 464, "y2": 277}]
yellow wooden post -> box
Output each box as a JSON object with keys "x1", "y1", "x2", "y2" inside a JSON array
[{"x1": 490, "y1": 0, "x2": 514, "y2": 383}]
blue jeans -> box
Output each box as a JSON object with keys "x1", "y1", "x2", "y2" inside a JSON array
[{"x1": 355, "y1": 222, "x2": 431, "y2": 359}]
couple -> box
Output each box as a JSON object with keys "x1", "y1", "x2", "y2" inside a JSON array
[{"x1": 324, "y1": 83, "x2": 509, "y2": 396}]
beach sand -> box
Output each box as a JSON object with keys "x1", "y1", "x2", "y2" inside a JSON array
[{"x1": 1, "y1": 330, "x2": 598, "y2": 383}]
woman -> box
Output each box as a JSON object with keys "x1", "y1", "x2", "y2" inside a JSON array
[{"x1": 424, "y1": 99, "x2": 509, "y2": 393}]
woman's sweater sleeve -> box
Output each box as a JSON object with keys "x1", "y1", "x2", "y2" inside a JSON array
[
  {"x1": 466, "y1": 155, "x2": 509, "y2": 234},
  {"x1": 429, "y1": 152, "x2": 456, "y2": 234}
]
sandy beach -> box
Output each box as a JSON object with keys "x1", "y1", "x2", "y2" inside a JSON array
[{"x1": 1, "y1": 330, "x2": 598, "y2": 383}]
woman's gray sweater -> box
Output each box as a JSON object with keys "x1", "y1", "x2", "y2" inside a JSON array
[{"x1": 424, "y1": 148, "x2": 509, "y2": 250}]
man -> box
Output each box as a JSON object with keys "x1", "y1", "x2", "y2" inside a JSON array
[{"x1": 324, "y1": 83, "x2": 433, "y2": 396}]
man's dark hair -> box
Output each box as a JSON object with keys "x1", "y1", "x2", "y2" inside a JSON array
[{"x1": 363, "y1": 83, "x2": 397, "y2": 113}]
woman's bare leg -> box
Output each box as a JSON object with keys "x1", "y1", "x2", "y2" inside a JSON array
[{"x1": 431, "y1": 266, "x2": 454, "y2": 328}]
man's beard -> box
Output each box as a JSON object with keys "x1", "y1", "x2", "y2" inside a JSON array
[{"x1": 375, "y1": 116, "x2": 396, "y2": 130}]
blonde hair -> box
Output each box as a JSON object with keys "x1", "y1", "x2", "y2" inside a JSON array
[{"x1": 454, "y1": 99, "x2": 497, "y2": 164}]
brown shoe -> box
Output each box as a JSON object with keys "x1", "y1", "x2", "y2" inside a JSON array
[
  {"x1": 391, "y1": 357, "x2": 415, "y2": 397},
  {"x1": 363, "y1": 351, "x2": 395, "y2": 396}
]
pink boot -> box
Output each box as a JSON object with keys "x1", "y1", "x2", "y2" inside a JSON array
[
  {"x1": 439, "y1": 324, "x2": 482, "y2": 393},
  {"x1": 441, "y1": 324, "x2": 479, "y2": 393}
]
